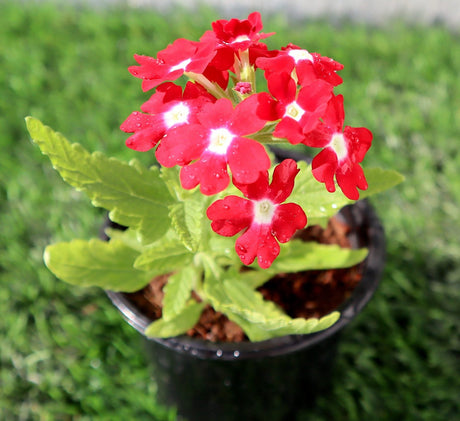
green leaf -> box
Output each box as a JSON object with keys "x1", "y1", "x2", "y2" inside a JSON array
[
  {"x1": 203, "y1": 272, "x2": 340, "y2": 342},
  {"x1": 144, "y1": 301, "x2": 205, "y2": 338},
  {"x1": 26, "y1": 117, "x2": 173, "y2": 244},
  {"x1": 267, "y1": 240, "x2": 368, "y2": 274},
  {"x1": 289, "y1": 161, "x2": 350, "y2": 225},
  {"x1": 133, "y1": 230, "x2": 192, "y2": 274},
  {"x1": 290, "y1": 162, "x2": 404, "y2": 226},
  {"x1": 361, "y1": 167, "x2": 405, "y2": 198},
  {"x1": 162, "y1": 265, "x2": 199, "y2": 322},
  {"x1": 169, "y1": 194, "x2": 208, "y2": 252},
  {"x1": 161, "y1": 167, "x2": 213, "y2": 252},
  {"x1": 221, "y1": 279, "x2": 340, "y2": 341},
  {"x1": 44, "y1": 239, "x2": 151, "y2": 292}
]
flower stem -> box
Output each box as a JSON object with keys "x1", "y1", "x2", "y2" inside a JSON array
[{"x1": 185, "y1": 72, "x2": 230, "y2": 100}]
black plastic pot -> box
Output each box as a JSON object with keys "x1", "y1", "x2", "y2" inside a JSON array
[{"x1": 106, "y1": 199, "x2": 385, "y2": 421}]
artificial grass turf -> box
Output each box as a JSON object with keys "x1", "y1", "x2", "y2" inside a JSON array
[{"x1": 1, "y1": 1, "x2": 459, "y2": 420}]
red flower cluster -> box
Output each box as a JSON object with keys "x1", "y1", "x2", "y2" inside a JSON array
[{"x1": 121, "y1": 12, "x2": 373, "y2": 268}]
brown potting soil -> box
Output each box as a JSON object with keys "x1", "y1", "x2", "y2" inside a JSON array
[{"x1": 123, "y1": 216, "x2": 363, "y2": 342}]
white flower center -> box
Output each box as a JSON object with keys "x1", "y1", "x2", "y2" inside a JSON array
[
  {"x1": 329, "y1": 133, "x2": 348, "y2": 161},
  {"x1": 170, "y1": 58, "x2": 192, "y2": 72},
  {"x1": 284, "y1": 101, "x2": 305, "y2": 122},
  {"x1": 288, "y1": 49, "x2": 313, "y2": 64},
  {"x1": 208, "y1": 127, "x2": 235, "y2": 155},
  {"x1": 254, "y1": 199, "x2": 276, "y2": 225},
  {"x1": 232, "y1": 35, "x2": 251, "y2": 43},
  {"x1": 163, "y1": 103, "x2": 190, "y2": 129}
]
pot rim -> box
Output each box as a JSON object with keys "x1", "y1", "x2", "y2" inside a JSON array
[{"x1": 106, "y1": 199, "x2": 385, "y2": 360}]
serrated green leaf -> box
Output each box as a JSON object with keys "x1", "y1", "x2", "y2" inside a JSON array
[
  {"x1": 44, "y1": 239, "x2": 151, "y2": 292},
  {"x1": 169, "y1": 196, "x2": 207, "y2": 252},
  {"x1": 144, "y1": 301, "x2": 205, "y2": 338},
  {"x1": 203, "y1": 274, "x2": 341, "y2": 342},
  {"x1": 26, "y1": 117, "x2": 173, "y2": 244},
  {"x1": 162, "y1": 265, "x2": 199, "y2": 322},
  {"x1": 133, "y1": 231, "x2": 192, "y2": 274},
  {"x1": 221, "y1": 279, "x2": 341, "y2": 341},
  {"x1": 267, "y1": 240, "x2": 368, "y2": 274}
]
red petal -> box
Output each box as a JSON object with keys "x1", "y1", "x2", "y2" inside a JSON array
[
  {"x1": 228, "y1": 137, "x2": 271, "y2": 184},
  {"x1": 336, "y1": 164, "x2": 368, "y2": 200},
  {"x1": 268, "y1": 159, "x2": 300, "y2": 203},
  {"x1": 267, "y1": 71, "x2": 296, "y2": 104},
  {"x1": 155, "y1": 124, "x2": 207, "y2": 167},
  {"x1": 302, "y1": 126, "x2": 333, "y2": 148},
  {"x1": 157, "y1": 38, "x2": 197, "y2": 64},
  {"x1": 207, "y1": 196, "x2": 253, "y2": 236},
  {"x1": 255, "y1": 228, "x2": 280, "y2": 269},
  {"x1": 297, "y1": 80, "x2": 333, "y2": 113},
  {"x1": 180, "y1": 153, "x2": 230, "y2": 195},
  {"x1": 198, "y1": 98, "x2": 233, "y2": 129},
  {"x1": 120, "y1": 112, "x2": 157, "y2": 133},
  {"x1": 140, "y1": 83, "x2": 183, "y2": 113},
  {"x1": 125, "y1": 128, "x2": 163, "y2": 152},
  {"x1": 235, "y1": 225, "x2": 260, "y2": 266},
  {"x1": 235, "y1": 224, "x2": 280, "y2": 268},
  {"x1": 322, "y1": 94, "x2": 345, "y2": 131},
  {"x1": 311, "y1": 149, "x2": 338, "y2": 193},
  {"x1": 273, "y1": 117, "x2": 305, "y2": 144},
  {"x1": 233, "y1": 170, "x2": 269, "y2": 200},
  {"x1": 272, "y1": 203, "x2": 307, "y2": 243},
  {"x1": 255, "y1": 92, "x2": 280, "y2": 121},
  {"x1": 344, "y1": 126, "x2": 373, "y2": 162},
  {"x1": 230, "y1": 94, "x2": 266, "y2": 135}
]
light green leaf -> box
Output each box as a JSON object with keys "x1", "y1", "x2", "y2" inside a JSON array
[
  {"x1": 233, "y1": 311, "x2": 340, "y2": 342},
  {"x1": 162, "y1": 265, "x2": 199, "y2": 322},
  {"x1": 133, "y1": 230, "x2": 192, "y2": 274},
  {"x1": 207, "y1": 236, "x2": 240, "y2": 265},
  {"x1": 26, "y1": 117, "x2": 173, "y2": 244},
  {"x1": 289, "y1": 161, "x2": 350, "y2": 223},
  {"x1": 361, "y1": 167, "x2": 405, "y2": 198},
  {"x1": 44, "y1": 239, "x2": 151, "y2": 292},
  {"x1": 169, "y1": 195, "x2": 208, "y2": 252},
  {"x1": 221, "y1": 279, "x2": 340, "y2": 341},
  {"x1": 203, "y1": 273, "x2": 340, "y2": 342},
  {"x1": 290, "y1": 162, "x2": 404, "y2": 226},
  {"x1": 230, "y1": 267, "x2": 275, "y2": 290},
  {"x1": 144, "y1": 301, "x2": 205, "y2": 338},
  {"x1": 267, "y1": 240, "x2": 368, "y2": 274}
]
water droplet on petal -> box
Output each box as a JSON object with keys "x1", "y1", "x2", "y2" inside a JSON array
[{"x1": 236, "y1": 244, "x2": 247, "y2": 255}]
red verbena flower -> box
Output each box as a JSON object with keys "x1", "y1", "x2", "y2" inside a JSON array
[
  {"x1": 257, "y1": 72, "x2": 333, "y2": 144},
  {"x1": 128, "y1": 38, "x2": 217, "y2": 91},
  {"x1": 256, "y1": 43, "x2": 344, "y2": 87},
  {"x1": 303, "y1": 94, "x2": 373, "y2": 200},
  {"x1": 210, "y1": 12, "x2": 274, "y2": 51},
  {"x1": 207, "y1": 159, "x2": 307, "y2": 268},
  {"x1": 120, "y1": 82, "x2": 214, "y2": 152},
  {"x1": 155, "y1": 94, "x2": 270, "y2": 195},
  {"x1": 198, "y1": 12, "x2": 275, "y2": 86}
]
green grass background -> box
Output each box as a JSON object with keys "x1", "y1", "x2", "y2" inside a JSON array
[{"x1": 1, "y1": 1, "x2": 459, "y2": 420}]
